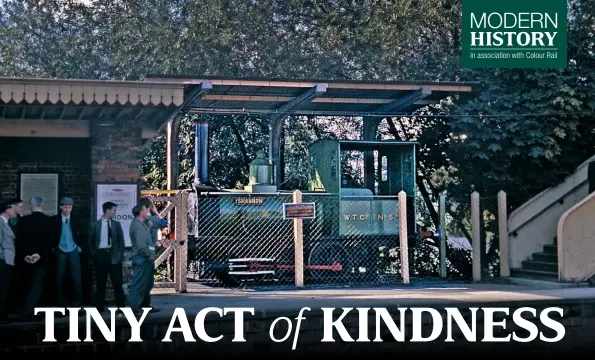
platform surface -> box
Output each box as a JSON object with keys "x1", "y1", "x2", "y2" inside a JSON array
[{"x1": 4, "y1": 280, "x2": 595, "y2": 327}]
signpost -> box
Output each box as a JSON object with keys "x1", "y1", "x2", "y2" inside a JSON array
[
  {"x1": 285, "y1": 190, "x2": 316, "y2": 288},
  {"x1": 283, "y1": 202, "x2": 316, "y2": 220}
]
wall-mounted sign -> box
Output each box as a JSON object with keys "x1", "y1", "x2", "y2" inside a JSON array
[
  {"x1": 233, "y1": 197, "x2": 265, "y2": 206},
  {"x1": 20, "y1": 173, "x2": 59, "y2": 216},
  {"x1": 95, "y1": 183, "x2": 139, "y2": 247},
  {"x1": 283, "y1": 202, "x2": 316, "y2": 220}
]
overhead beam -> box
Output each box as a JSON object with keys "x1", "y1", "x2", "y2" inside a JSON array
[
  {"x1": 271, "y1": 84, "x2": 327, "y2": 122},
  {"x1": 0, "y1": 119, "x2": 90, "y2": 138},
  {"x1": 374, "y1": 87, "x2": 432, "y2": 114},
  {"x1": 201, "y1": 94, "x2": 433, "y2": 104},
  {"x1": 187, "y1": 103, "x2": 438, "y2": 117},
  {"x1": 183, "y1": 81, "x2": 213, "y2": 110},
  {"x1": 144, "y1": 76, "x2": 474, "y2": 93}
]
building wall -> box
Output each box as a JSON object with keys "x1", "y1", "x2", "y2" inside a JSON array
[
  {"x1": 0, "y1": 117, "x2": 146, "y2": 305},
  {"x1": 0, "y1": 136, "x2": 93, "y2": 306},
  {"x1": 90, "y1": 117, "x2": 145, "y2": 298},
  {"x1": 0, "y1": 137, "x2": 91, "y2": 224},
  {"x1": 90, "y1": 118, "x2": 143, "y2": 184}
]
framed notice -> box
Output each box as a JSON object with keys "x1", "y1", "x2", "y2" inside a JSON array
[
  {"x1": 95, "y1": 183, "x2": 139, "y2": 247},
  {"x1": 283, "y1": 202, "x2": 316, "y2": 220},
  {"x1": 20, "y1": 173, "x2": 59, "y2": 216}
]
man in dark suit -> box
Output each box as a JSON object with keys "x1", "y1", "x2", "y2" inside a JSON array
[
  {"x1": 89, "y1": 201, "x2": 126, "y2": 312},
  {"x1": 54, "y1": 197, "x2": 86, "y2": 308},
  {"x1": 16, "y1": 196, "x2": 55, "y2": 320}
]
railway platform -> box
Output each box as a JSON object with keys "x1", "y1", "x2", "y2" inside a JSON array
[{"x1": 2, "y1": 281, "x2": 595, "y2": 356}]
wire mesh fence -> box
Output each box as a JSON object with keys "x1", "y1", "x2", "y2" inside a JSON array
[
  {"x1": 302, "y1": 194, "x2": 411, "y2": 286},
  {"x1": 188, "y1": 192, "x2": 416, "y2": 289},
  {"x1": 188, "y1": 193, "x2": 295, "y2": 288}
]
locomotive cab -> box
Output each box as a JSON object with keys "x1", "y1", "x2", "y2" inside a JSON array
[{"x1": 307, "y1": 139, "x2": 418, "y2": 242}]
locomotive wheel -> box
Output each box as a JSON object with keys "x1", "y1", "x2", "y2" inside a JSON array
[
  {"x1": 276, "y1": 249, "x2": 295, "y2": 284},
  {"x1": 307, "y1": 241, "x2": 352, "y2": 284}
]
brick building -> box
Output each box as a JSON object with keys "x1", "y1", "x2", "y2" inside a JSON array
[{"x1": 0, "y1": 77, "x2": 184, "y2": 302}]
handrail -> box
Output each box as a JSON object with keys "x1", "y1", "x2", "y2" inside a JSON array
[
  {"x1": 557, "y1": 190, "x2": 595, "y2": 282},
  {"x1": 508, "y1": 179, "x2": 588, "y2": 236}
]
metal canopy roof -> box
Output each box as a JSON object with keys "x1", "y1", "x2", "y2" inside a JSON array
[{"x1": 145, "y1": 75, "x2": 477, "y2": 118}]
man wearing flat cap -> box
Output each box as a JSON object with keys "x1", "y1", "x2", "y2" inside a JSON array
[{"x1": 53, "y1": 197, "x2": 86, "y2": 308}]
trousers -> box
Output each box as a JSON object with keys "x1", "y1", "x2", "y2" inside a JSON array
[{"x1": 128, "y1": 255, "x2": 154, "y2": 311}]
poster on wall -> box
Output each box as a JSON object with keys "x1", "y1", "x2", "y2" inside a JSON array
[
  {"x1": 95, "y1": 183, "x2": 138, "y2": 247},
  {"x1": 20, "y1": 173, "x2": 59, "y2": 216}
]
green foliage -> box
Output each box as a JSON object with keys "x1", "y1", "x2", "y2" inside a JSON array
[{"x1": 2, "y1": 0, "x2": 595, "y2": 281}]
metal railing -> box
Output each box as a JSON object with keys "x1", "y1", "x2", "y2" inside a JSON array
[{"x1": 188, "y1": 190, "x2": 413, "y2": 289}]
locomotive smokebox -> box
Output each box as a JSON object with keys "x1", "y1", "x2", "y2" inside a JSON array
[{"x1": 244, "y1": 150, "x2": 277, "y2": 193}]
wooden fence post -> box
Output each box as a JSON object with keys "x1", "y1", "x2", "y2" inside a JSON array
[
  {"x1": 471, "y1": 191, "x2": 481, "y2": 282},
  {"x1": 439, "y1": 192, "x2": 447, "y2": 279},
  {"x1": 498, "y1": 191, "x2": 510, "y2": 278},
  {"x1": 398, "y1": 191, "x2": 410, "y2": 285},
  {"x1": 293, "y1": 190, "x2": 304, "y2": 287},
  {"x1": 174, "y1": 191, "x2": 189, "y2": 293}
]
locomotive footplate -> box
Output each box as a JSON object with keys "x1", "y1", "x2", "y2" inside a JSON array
[{"x1": 227, "y1": 258, "x2": 344, "y2": 275}]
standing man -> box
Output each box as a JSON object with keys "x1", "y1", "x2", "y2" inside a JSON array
[
  {"x1": 139, "y1": 197, "x2": 167, "y2": 246},
  {"x1": 8, "y1": 198, "x2": 23, "y2": 234},
  {"x1": 89, "y1": 201, "x2": 126, "y2": 312},
  {"x1": 16, "y1": 197, "x2": 54, "y2": 320},
  {"x1": 138, "y1": 198, "x2": 166, "y2": 312},
  {"x1": 0, "y1": 202, "x2": 15, "y2": 323},
  {"x1": 54, "y1": 197, "x2": 85, "y2": 308},
  {"x1": 6, "y1": 197, "x2": 23, "y2": 315},
  {"x1": 128, "y1": 204, "x2": 156, "y2": 315}
]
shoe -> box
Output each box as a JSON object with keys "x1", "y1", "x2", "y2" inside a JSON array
[{"x1": 150, "y1": 308, "x2": 161, "y2": 313}]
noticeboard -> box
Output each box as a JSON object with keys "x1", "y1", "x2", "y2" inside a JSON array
[
  {"x1": 20, "y1": 173, "x2": 59, "y2": 216},
  {"x1": 283, "y1": 202, "x2": 316, "y2": 220}
]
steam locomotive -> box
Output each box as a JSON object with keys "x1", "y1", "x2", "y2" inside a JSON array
[{"x1": 190, "y1": 139, "x2": 421, "y2": 286}]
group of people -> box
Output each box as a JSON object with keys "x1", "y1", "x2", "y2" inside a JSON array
[{"x1": 0, "y1": 195, "x2": 167, "y2": 323}]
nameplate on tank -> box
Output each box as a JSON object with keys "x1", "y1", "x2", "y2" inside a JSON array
[
  {"x1": 283, "y1": 202, "x2": 316, "y2": 220},
  {"x1": 233, "y1": 197, "x2": 265, "y2": 206}
]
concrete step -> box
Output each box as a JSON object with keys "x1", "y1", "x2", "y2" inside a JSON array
[
  {"x1": 511, "y1": 268, "x2": 557, "y2": 281},
  {"x1": 508, "y1": 276, "x2": 589, "y2": 288},
  {"x1": 543, "y1": 244, "x2": 557, "y2": 255},
  {"x1": 522, "y1": 260, "x2": 557, "y2": 273},
  {"x1": 532, "y1": 252, "x2": 557, "y2": 263}
]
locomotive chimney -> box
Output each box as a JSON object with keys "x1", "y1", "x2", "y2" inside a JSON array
[{"x1": 244, "y1": 150, "x2": 277, "y2": 193}]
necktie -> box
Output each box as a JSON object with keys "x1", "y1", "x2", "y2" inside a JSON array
[
  {"x1": 65, "y1": 218, "x2": 68, "y2": 224},
  {"x1": 107, "y1": 220, "x2": 112, "y2": 246}
]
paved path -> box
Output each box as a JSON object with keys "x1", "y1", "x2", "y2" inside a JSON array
[
  {"x1": 147, "y1": 281, "x2": 595, "y2": 315},
  {"x1": 3, "y1": 281, "x2": 595, "y2": 327}
]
